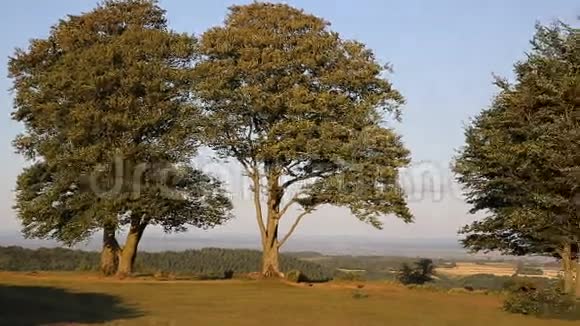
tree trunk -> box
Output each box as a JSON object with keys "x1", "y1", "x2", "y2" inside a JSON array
[
  {"x1": 561, "y1": 243, "x2": 574, "y2": 294},
  {"x1": 261, "y1": 166, "x2": 283, "y2": 278},
  {"x1": 116, "y1": 222, "x2": 146, "y2": 278},
  {"x1": 262, "y1": 217, "x2": 281, "y2": 277},
  {"x1": 575, "y1": 256, "x2": 580, "y2": 298},
  {"x1": 100, "y1": 224, "x2": 120, "y2": 276}
]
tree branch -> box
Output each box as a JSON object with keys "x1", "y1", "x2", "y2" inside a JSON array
[
  {"x1": 250, "y1": 165, "x2": 267, "y2": 241},
  {"x1": 278, "y1": 192, "x2": 302, "y2": 219},
  {"x1": 281, "y1": 171, "x2": 328, "y2": 189},
  {"x1": 278, "y1": 209, "x2": 313, "y2": 248}
]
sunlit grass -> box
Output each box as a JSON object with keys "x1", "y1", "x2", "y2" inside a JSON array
[{"x1": 0, "y1": 272, "x2": 577, "y2": 325}]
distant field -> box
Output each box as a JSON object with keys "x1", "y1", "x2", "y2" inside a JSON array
[
  {"x1": 0, "y1": 272, "x2": 577, "y2": 325},
  {"x1": 437, "y1": 262, "x2": 560, "y2": 278}
]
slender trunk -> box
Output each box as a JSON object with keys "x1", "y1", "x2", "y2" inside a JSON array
[
  {"x1": 116, "y1": 222, "x2": 146, "y2": 278},
  {"x1": 561, "y1": 243, "x2": 574, "y2": 294},
  {"x1": 262, "y1": 217, "x2": 281, "y2": 277},
  {"x1": 261, "y1": 165, "x2": 283, "y2": 278},
  {"x1": 575, "y1": 255, "x2": 580, "y2": 297},
  {"x1": 100, "y1": 224, "x2": 120, "y2": 276}
]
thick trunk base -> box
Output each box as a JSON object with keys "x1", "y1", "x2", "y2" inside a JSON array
[
  {"x1": 115, "y1": 225, "x2": 143, "y2": 278},
  {"x1": 100, "y1": 246, "x2": 119, "y2": 276},
  {"x1": 116, "y1": 252, "x2": 134, "y2": 279},
  {"x1": 262, "y1": 245, "x2": 282, "y2": 278}
]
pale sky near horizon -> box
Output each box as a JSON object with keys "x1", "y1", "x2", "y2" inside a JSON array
[{"x1": 0, "y1": 1, "x2": 578, "y2": 245}]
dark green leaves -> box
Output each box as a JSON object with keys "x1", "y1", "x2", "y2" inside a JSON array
[
  {"x1": 9, "y1": 0, "x2": 231, "y2": 244},
  {"x1": 454, "y1": 23, "x2": 580, "y2": 257}
]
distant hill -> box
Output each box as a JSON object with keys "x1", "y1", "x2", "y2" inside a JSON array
[{"x1": 0, "y1": 230, "x2": 467, "y2": 257}]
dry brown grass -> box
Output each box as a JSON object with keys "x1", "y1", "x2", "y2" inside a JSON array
[{"x1": 0, "y1": 272, "x2": 577, "y2": 325}]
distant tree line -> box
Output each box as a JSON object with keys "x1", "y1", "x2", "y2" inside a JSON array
[{"x1": 0, "y1": 246, "x2": 332, "y2": 281}]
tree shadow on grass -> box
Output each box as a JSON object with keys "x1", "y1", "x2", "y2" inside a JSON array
[{"x1": 0, "y1": 284, "x2": 143, "y2": 326}]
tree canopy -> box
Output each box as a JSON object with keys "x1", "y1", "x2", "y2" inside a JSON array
[
  {"x1": 453, "y1": 23, "x2": 580, "y2": 293},
  {"x1": 8, "y1": 0, "x2": 232, "y2": 276},
  {"x1": 194, "y1": 3, "x2": 412, "y2": 276}
]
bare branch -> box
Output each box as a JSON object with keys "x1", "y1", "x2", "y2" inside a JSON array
[
  {"x1": 278, "y1": 192, "x2": 301, "y2": 219},
  {"x1": 278, "y1": 209, "x2": 313, "y2": 248}
]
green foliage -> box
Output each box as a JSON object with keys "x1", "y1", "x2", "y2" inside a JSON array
[
  {"x1": 0, "y1": 246, "x2": 332, "y2": 281},
  {"x1": 397, "y1": 259, "x2": 435, "y2": 285},
  {"x1": 502, "y1": 277, "x2": 542, "y2": 293},
  {"x1": 285, "y1": 270, "x2": 304, "y2": 283},
  {"x1": 8, "y1": 0, "x2": 232, "y2": 250},
  {"x1": 193, "y1": 2, "x2": 412, "y2": 271},
  {"x1": 503, "y1": 285, "x2": 577, "y2": 317},
  {"x1": 223, "y1": 270, "x2": 235, "y2": 280},
  {"x1": 453, "y1": 22, "x2": 580, "y2": 259}
]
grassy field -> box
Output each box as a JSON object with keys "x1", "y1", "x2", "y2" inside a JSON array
[
  {"x1": 0, "y1": 272, "x2": 577, "y2": 326},
  {"x1": 437, "y1": 262, "x2": 560, "y2": 279}
]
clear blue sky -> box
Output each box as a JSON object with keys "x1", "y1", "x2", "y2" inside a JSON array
[{"x1": 0, "y1": 1, "x2": 578, "y2": 242}]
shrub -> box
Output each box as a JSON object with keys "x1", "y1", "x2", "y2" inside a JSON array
[
  {"x1": 397, "y1": 259, "x2": 435, "y2": 285},
  {"x1": 224, "y1": 270, "x2": 234, "y2": 279},
  {"x1": 286, "y1": 270, "x2": 305, "y2": 283},
  {"x1": 503, "y1": 286, "x2": 576, "y2": 317},
  {"x1": 502, "y1": 278, "x2": 538, "y2": 292}
]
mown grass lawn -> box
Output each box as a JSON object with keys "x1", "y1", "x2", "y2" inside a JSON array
[{"x1": 0, "y1": 272, "x2": 577, "y2": 326}]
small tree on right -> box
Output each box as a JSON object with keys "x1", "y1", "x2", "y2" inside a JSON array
[{"x1": 453, "y1": 23, "x2": 580, "y2": 295}]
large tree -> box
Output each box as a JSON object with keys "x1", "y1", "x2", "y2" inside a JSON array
[
  {"x1": 453, "y1": 23, "x2": 580, "y2": 294},
  {"x1": 194, "y1": 3, "x2": 412, "y2": 277},
  {"x1": 9, "y1": 0, "x2": 232, "y2": 276}
]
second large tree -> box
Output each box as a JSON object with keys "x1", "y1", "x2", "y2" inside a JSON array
[
  {"x1": 194, "y1": 3, "x2": 412, "y2": 276},
  {"x1": 9, "y1": 0, "x2": 232, "y2": 276}
]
